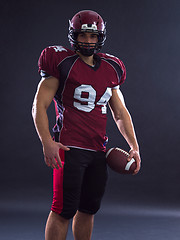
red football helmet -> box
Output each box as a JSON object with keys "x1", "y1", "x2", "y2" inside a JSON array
[{"x1": 68, "y1": 10, "x2": 106, "y2": 56}]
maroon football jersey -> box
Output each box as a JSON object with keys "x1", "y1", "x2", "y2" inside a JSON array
[{"x1": 38, "y1": 45, "x2": 126, "y2": 151}]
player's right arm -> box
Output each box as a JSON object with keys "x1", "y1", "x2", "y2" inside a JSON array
[{"x1": 32, "y1": 76, "x2": 69, "y2": 169}]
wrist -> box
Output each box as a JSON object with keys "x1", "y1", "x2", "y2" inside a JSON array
[
  {"x1": 130, "y1": 144, "x2": 139, "y2": 153},
  {"x1": 41, "y1": 136, "x2": 53, "y2": 146}
]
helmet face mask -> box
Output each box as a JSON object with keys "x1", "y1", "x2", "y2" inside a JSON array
[
  {"x1": 76, "y1": 39, "x2": 99, "y2": 57},
  {"x1": 68, "y1": 10, "x2": 106, "y2": 56}
]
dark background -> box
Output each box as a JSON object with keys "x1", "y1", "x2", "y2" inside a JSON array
[{"x1": 0, "y1": 0, "x2": 180, "y2": 237}]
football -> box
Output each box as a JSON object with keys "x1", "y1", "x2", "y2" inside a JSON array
[{"x1": 105, "y1": 147, "x2": 136, "y2": 174}]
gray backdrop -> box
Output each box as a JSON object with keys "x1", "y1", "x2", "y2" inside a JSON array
[{"x1": 1, "y1": 0, "x2": 180, "y2": 208}]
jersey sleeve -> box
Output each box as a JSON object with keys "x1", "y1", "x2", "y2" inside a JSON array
[
  {"x1": 99, "y1": 53, "x2": 126, "y2": 87},
  {"x1": 38, "y1": 46, "x2": 61, "y2": 79},
  {"x1": 116, "y1": 58, "x2": 126, "y2": 85},
  {"x1": 107, "y1": 54, "x2": 126, "y2": 86}
]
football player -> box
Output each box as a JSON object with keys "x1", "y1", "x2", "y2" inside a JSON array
[{"x1": 32, "y1": 10, "x2": 141, "y2": 240}]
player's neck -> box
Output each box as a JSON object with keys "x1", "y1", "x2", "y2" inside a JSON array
[{"x1": 77, "y1": 52, "x2": 95, "y2": 67}]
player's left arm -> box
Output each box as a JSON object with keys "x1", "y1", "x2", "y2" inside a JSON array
[{"x1": 108, "y1": 88, "x2": 141, "y2": 174}]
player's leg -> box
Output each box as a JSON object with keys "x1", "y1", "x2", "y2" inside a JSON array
[
  {"x1": 47, "y1": 148, "x2": 90, "y2": 239},
  {"x1": 79, "y1": 151, "x2": 108, "y2": 214},
  {"x1": 73, "y1": 151, "x2": 108, "y2": 240},
  {"x1": 72, "y1": 211, "x2": 94, "y2": 240},
  {"x1": 45, "y1": 148, "x2": 70, "y2": 240},
  {"x1": 45, "y1": 211, "x2": 69, "y2": 240}
]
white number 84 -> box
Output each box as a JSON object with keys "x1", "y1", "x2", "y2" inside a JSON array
[{"x1": 73, "y1": 84, "x2": 112, "y2": 114}]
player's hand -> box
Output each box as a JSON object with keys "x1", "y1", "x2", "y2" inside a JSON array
[
  {"x1": 127, "y1": 149, "x2": 141, "y2": 175},
  {"x1": 42, "y1": 139, "x2": 70, "y2": 169}
]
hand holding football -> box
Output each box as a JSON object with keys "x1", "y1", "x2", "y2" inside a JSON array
[{"x1": 106, "y1": 147, "x2": 136, "y2": 174}]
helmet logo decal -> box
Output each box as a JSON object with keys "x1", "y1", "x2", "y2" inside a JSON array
[
  {"x1": 69, "y1": 20, "x2": 73, "y2": 29},
  {"x1": 81, "y1": 23, "x2": 97, "y2": 31}
]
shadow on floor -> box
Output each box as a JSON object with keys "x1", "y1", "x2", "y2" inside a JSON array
[{"x1": 1, "y1": 198, "x2": 180, "y2": 240}]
